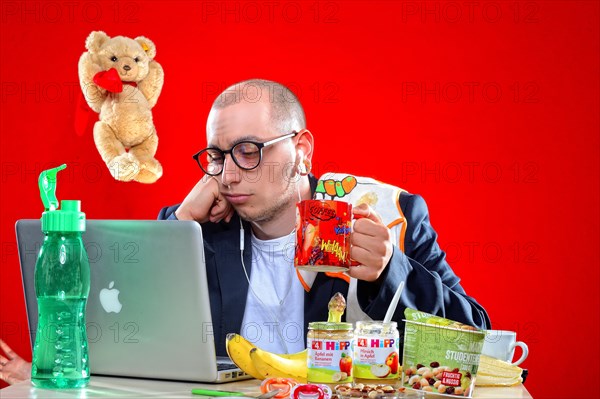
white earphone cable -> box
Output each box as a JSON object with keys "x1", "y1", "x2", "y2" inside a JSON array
[{"x1": 239, "y1": 218, "x2": 290, "y2": 353}]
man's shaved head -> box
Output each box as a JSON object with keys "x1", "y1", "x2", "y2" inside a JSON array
[{"x1": 209, "y1": 79, "x2": 306, "y2": 134}]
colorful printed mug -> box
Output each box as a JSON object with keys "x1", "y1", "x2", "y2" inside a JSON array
[{"x1": 295, "y1": 200, "x2": 353, "y2": 272}]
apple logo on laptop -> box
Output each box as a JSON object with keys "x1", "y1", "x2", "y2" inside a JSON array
[{"x1": 99, "y1": 281, "x2": 122, "y2": 313}]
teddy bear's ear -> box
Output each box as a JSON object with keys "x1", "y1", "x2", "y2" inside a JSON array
[
  {"x1": 85, "y1": 31, "x2": 110, "y2": 53},
  {"x1": 134, "y1": 36, "x2": 156, "y2": 59},
  {"x1": 135, "y1": 36, "x2": 157, "y2": 59}
]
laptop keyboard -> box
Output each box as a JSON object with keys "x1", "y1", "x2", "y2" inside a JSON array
[{"x1": 217, "y1": 362, "x2": 238, "y2": 371}]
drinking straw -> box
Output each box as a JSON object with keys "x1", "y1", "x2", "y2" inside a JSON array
[{"x1": 383, "y1": 281, "x2": 405, "y2": 323}]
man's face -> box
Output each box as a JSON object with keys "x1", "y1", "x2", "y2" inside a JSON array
[{"x1": 206, "y1": 99, "x2": 299, "y2": 223}]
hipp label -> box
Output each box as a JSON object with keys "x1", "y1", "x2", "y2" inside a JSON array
[{"x1": 356, "y1": 338, "x2": 396, "y2": 348}]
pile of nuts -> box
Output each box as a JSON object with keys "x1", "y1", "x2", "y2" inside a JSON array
[
  {"x1": 403, "y1": 362, "x2": 472, "y2": 396},
  {"x1": 333, "y1": 383, "x2": 405, "y2": 399}
]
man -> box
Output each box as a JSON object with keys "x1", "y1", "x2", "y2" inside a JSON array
[
  {"x1": 0, "y1": 78, "x2": 489, "y2": 384},
  {"x1": 158, "y1": 79, "x2": 490, "y2": 355}
]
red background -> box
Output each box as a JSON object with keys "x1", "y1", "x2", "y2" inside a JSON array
[{"x1": 1, "y1": 1, "x2": 599, "y2": 397}]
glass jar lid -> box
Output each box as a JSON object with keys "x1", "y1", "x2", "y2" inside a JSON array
[{"x1": 309, "y1": 322, "x2": 353, "y2": 331}]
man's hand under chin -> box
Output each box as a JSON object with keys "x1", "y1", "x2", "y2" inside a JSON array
[
  {"x1": 348, "y1": 204, "x2": 393, "y2": 282},
  {"x1": 175, "y1": 176, "x2": 234, "y2": 223}
]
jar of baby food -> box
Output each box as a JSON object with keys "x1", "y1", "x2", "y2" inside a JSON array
[
  {"x1": 353, "y1": 321, "x2": 400, "y2": 385},
  {"x1": 307, "y1": 322, "x2": 354, "y2": 387}
]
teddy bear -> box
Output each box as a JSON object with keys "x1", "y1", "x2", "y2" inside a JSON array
[{"x1": 78, "y1": 31, "x2": 164, "y2": 183}]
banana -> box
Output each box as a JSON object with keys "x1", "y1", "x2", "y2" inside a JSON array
[
  {"x1": 226, "y1": 333, "x2": 309, "y2": 381},
  {"x1": 279, "y1": 349, "x2": 308, "y2": 362},
  {"x1": 249, "y1": 347, "x2": 308, "y2": 383},
  {"x1": 225, "y1": 333, "x2": 264, "y2": 380}
]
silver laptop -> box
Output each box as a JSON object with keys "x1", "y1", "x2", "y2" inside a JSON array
[{"x1": 16, "y1": 219, "x2": 250, "y2": 383}]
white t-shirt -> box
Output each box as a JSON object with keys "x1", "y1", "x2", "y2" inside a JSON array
[{"x1": 240, "y1": 230, "x2": 305, "y2": 354}]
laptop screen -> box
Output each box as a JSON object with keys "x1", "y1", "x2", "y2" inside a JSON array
[{"x1": 16, "y1": 219, "x2": 234, "y2": 382}]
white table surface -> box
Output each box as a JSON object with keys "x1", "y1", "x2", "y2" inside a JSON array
[{"x1": 0, "y1": 377, "x2": 533, "y2": 398}]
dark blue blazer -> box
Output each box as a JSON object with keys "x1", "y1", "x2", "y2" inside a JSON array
[{"x1": 158, "y1": 176, "x2": 491, "y2": 355}]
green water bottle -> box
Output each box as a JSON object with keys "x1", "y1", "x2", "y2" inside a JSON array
[{"x1": 31, "y1": 164, "x2": 90, "y2": 389}]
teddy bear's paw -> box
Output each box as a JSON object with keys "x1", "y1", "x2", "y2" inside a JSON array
[
  {"x1": 135, "y1": 160, "x2": 163, "y2": 184},
  {"x1": 134, "y1": 169, "x2": 161, "y2": 184},
  {"x1": 141, "y1": 158, "x2": 163, "y2": 175},
  {"x1": 108, "y1": 153, "x2": 140, "y2": 182}
]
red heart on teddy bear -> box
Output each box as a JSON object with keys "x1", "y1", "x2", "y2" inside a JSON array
[{"x1": 93, "y1": 68, "x2": 123, "y2": 93}]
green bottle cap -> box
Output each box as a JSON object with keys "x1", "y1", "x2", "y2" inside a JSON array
[{"x1": 38, "y1": 164, "x2": 86, "y2": 233}]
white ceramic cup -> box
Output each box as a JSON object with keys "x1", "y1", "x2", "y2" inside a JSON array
[{"x1": 481, "y1": 330, "x2": 529, "y2": 366}]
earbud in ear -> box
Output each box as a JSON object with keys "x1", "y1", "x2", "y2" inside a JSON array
[
  {"x1": 296, "y1": 150, "x2": 305, "y2": 174},
  {"x1": 297, "y1": 156, "x2": 311, "y2": 176}
]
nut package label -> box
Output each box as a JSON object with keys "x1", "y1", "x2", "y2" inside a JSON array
[{"x1": 402, "y1": 308, "x2": 485, "y2": 397}]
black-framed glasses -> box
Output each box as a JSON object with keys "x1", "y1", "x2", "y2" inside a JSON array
[{"x1": 193, "y1": 131, "x2": 298, "y2": 176}]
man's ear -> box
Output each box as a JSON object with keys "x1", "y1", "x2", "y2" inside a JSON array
[
  {"x1": 85, "y1": 31, "x2": 110, "y2": 54},
  {"x1": 134, "y1": 36, "x2": 157, "y2": 59},
  {"x1": 294, "y1": 129, "x2": 314, "y2": 175},
  {"x1": 295, "y1": 129, "x2": 314, "y2": 162}
]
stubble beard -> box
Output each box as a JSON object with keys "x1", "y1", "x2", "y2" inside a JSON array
[{"x1": 235, "y1": 178, "x2": 298, "y2": 224}]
